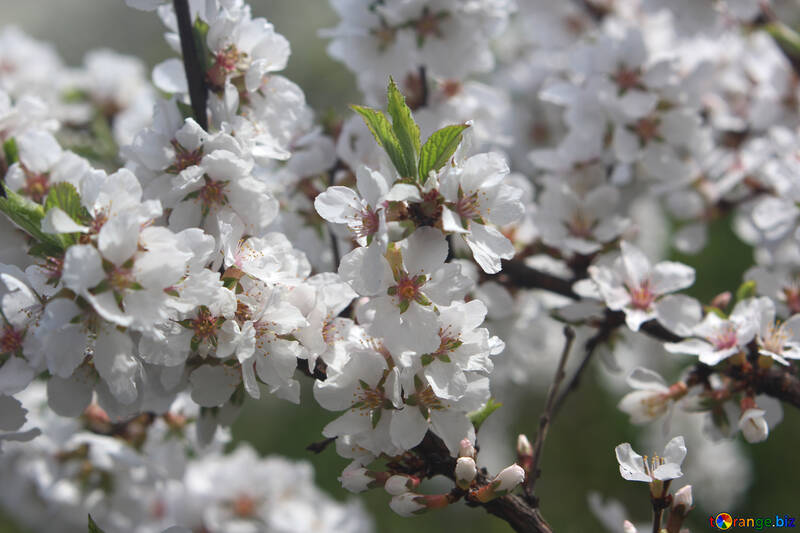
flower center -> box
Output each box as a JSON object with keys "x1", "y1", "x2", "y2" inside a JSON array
[
  {"x1": 613, "y1": 66, "x2": 641, "y2": 92},
  {"x1": 415, "y1": 9, "x2": 444, "y2": 41},
  {"x1": 168, "y1": 139, "x2": 203, "y2": 173},
  {"x1": 761, "y1": 321, "x2": 790, "y2": 354},
  {"x1": 322, "y1": 319, "x2": 336, "y2": 345},
  {"x1": 0, "y1": 325, "x2": 23, "y2": 354},
  {"x1": 233, "y1": 494, "x2": 257, "y2": 518},
  {"x1": 628, "y1": 280, "x2": 656, "y2": 310},
  {"x1": 566, "y1": 209, "x2": 595, "y2": 238},
  {"x1": 22, "y1": 170, "x2": 50, "y2": 203},
  {"x1": 710, "y1": 323, "x2": 738, "y2": 351},
  {"x1": 191, "y1": 307, "x2": 219, "y2": 342},
  {"x1": 372, "y1": 26, "x2": 396, "y2": 49},
  {"x1": 198, "y1": 177, "x2": 229, "y2": 215},
  {"x1": 350, "y1": 208, "x2": 379, "y2": 241},
  {"x1": 357, "y1": 382, "x2": 385, "y2": 410},
  {"x1": 641, "y1": 454, "x2": 665, "y2": 478},
  {"x1": 455, "y1": 192, "x2": 481, "y2": 221},
  {"x1": 634, "y1": 117, "x2": 660, "y2": 143},
  {"x1": 108, "y1": 265, "x2": 135, "y2": 292}
]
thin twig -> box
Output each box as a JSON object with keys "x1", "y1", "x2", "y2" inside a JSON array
[
  {"x1": 173, "y1": 0, "x2": 208, "y2": 130},
  {"x1": 525, "y1": 325, "x2": 575, "y2": 502},
  {"x1": 418, "y1": 65, "x2": 429, "y2": 108},
  {"x1": 326, "y1": 163, "x2": 341, "y2": 267},
  {"x1": 306, "y1": 436, "x2": 336, "y2": 454}
]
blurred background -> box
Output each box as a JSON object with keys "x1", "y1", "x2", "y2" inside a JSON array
[{"x1": 0, "y1": 1, "x2": 798, "y2": 532}]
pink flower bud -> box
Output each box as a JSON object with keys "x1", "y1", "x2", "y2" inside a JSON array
[
  {"x1": 385, "y1": 474, "x2": 418, "y2": 496},
  {"x1": 517, "y1": 434, "x2": 533, "y2": 457},
  {"x1": 623, "y1": 520, "x2": 637, "y2": 533},
  {"x1": 389, "y1": 492, "x2": 426, "y2": 517},
  {"x1": 455, "y1": 457, "x2": 477, "y2": 489},
  {"x1": 339, "y1": 465, "x2": 374, "y2": 493},
  {"x1": 739, "y1": 408, "x2": 769, "y2": 443},
  {"x1": 459, "y1": 438, "x2": 475, "y2": 458},
  {"x1": 473, "y1": 464, "x2": 525, "y2": 502},
  {"x1": 494, "y1": 464, "x2": 525, "y2": 492},
  {"x1": 672, "y1": 485, "x2": 692, "y2": 512}
]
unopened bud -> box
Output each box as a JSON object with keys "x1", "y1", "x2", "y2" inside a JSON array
[
  {"x1": 517, "y1": 434, "x2": 533, "y2": 456},
  {"x1": 389, "y1": 492, "x2": 451, "y2": 517},
  {"x1": 385, "y1": 474, "x2": 419, "y2": 496},
  {"x1": 389, "y1": 492, "x2": 426, "y2": 517},
  {"x1": 623, "y1": 520, "x2": 637, "y2": 533},
  {"x1": 340, "y1": 466, "x2": 373, "y2": 493},
  {"x1": 666, "y1": 485, "x2": 693, "y2": 532},
  {"x1": 473, "y1": 464, "x2": 525, "y2": 502},
  {"x1": 458, "y1": 438, "x2": 475, "y2": 458},
  {"x1": 739, "y1": 408, "x2": 769, "y2": 443},
  {"x1": 455, "y1": 457, "x2": 477, "y2": 489},
  {"x1": 672, "y1": 485, "x2": 692, "y2": 514},
  {"x1": 709, "y1": 291, "x2": 731, "y2": 310}
]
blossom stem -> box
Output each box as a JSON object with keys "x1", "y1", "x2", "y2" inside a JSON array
[
  {"x1": 525, "y1": 326, "x2": 575, "y2": 503},
  {"x1": 173, "y1": 0, "x2": 208, "y2": 130}
]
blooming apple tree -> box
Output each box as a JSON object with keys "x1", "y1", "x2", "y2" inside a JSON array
[{"x1": 1, "y1": 0, "x2": 800, "y2": 532}]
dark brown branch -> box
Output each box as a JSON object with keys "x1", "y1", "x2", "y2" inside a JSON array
[
  {"x1": 494, "y1": 259, "x2": 577, "y2": 299},
  {"x1": 525, "y1": 326, "x2": 575, "y2": 503},
  {"x1": 413, "y1": 433, "x2": 553, "y2": 533},
  {"x1": 173, "y1": 0, "x2": 208, "y2": 130},
  {"x1": 724, "y1": 363, "x2": 800, "y2": 409},
  {"x1": 306, "y1": 436, "x2": 336, "y2": 454}
]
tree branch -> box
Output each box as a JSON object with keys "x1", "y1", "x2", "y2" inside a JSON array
[
  {"x1": 525, "y1": 326, "x2": 575, "y2": 503},
  {"x1": 413, "y1": 432, "x2": 553, "y2": 533},
  {"x1": 173, "y1": 0, "x2": 208, "y2": 130}
]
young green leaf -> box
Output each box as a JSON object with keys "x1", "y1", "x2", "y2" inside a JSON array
[
  {"x1": 351, "y1": 104, "x2": 414, "y2": 178},
  {"x1": 386, "y1": 77, "x2": 420, "y2": 181},
  {"x1": 418, "y1": 123, "x2": 469, "y2": 184},
  {"x1": 88, "y1": 514, "x2": 106, "y2": 533},
  {"x1": 468, "y1": 397, "x2": 502, "y2": 432},
  {"x1": 3, "y1": 138, "x2": 19, "y2": 166},
  {"x1": 0, "y1": 187, "x2": 65, "y2": 254},
  {"x1": 44, "y1": 182, "x2": 90, "y2": 225}
]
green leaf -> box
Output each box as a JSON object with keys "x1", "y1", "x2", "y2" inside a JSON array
[
  {"x1": 418, "y1": 124, "x2": 469, "y2": 184},
  {"x1": 704, "y1": 306, "x2": 727, "y2": 319},
  {"x1": 192, "y1": 18, "x2": 211, "y2": 73},
  {"x1": 386, "y1": 77, "x2": 420, "y2": 181},
  {"x1": 765, "y1": 22, "x2": 800, "y2": 70},
  {"x1": 468, "y1": 398, "x2": 502, "y2": 432},
  {"x1": 735, "y1": 280, "x2": 757, "y2": 302},
  {"x1": 3, "y1": 138, "x2": 19, "y2": 165},
  {"x1": 45, "y1": 182, "x2": 89, "y2": 223},
  {"x1": 371, "y1": 408, "x2": 382, "y2": 429},
  {"x1": 88, "y1": 514, "x2": 106, "y2": 533},
  {"x1": 351, "y1": 104, "x2": 414, "y2": 178},
  {"x1": 0, "y1": 187, "x2": 65, "y2": 255}
]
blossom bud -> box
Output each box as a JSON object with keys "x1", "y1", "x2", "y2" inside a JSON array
[
  {"x1": 455, "y1": 457, "x2": 477, "y2": 489},
  {"x1": 517, "y1": 434, "x2": 533, "y2": 457},
  {"x1": 473, "y1": 464, "x2": 525, "y2": 502},
  {"x1": 384, "y1": 474, "x2": 419, "y2": 496},
  {"x1": 666, "y1": 485, "x2": 693, "y2": 532},
  {"x1": 458, "y1": 438, "x2": 475, "y2": 458},
  {"x1": 623, "y1": 520, "x2": 637, "y2": 533},
  {"x1": 739, "y1": 408, "x2": 769, "y2": 443},
  {"x1": 389, "y1": 492, "x2": 426, "y2": 517},
  {"x1": 389, "y1": 492, "x2": 451, "y2": 517},
  {"x1": 709, "y1": 291, "x2": 731, "y2": 311},
  {"x1": 672, "y1": 485, "x2": 692, "y2": 514},
  {"x1": 339, "y1": 465, "x2": 375, "y2": 493}
]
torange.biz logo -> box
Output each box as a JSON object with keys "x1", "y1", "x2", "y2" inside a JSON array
[{"x1": 710, "y1": 513, "x2": 796, "y2": 530}]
